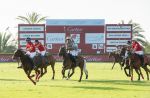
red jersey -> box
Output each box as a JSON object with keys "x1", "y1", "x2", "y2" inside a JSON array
[
  {"x1": 132, "y1": 41, "x2": 142, "y2": 51},
  {"x1": 26, "y1": 42, "x2": 36, "y2": 52},
  {"x1": 34, "y1": 42, "x2": 45, "y2": 51}
]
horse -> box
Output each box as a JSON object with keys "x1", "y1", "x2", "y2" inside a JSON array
[
  {"x1": 120, "y1": 47, "x2": 150, "y2": 80},
  {"x1": 33, "y1": 52, "x2": 56, "y2": 80},
  {"x1": 127, "y1": 51, "x2": 144, "y2": 81},
  {"x1": 108, "y1": 51, "x2": 123, "y2": 70},
  {"x1": 12, "y1": 49, "x2": 56, "y2": 85},
  {"x1": 59, "y1": 46, "x2": 88, "y2": 82},
  {"x1": 12, "y1": 49, "x2": 40, "y2": 85}
]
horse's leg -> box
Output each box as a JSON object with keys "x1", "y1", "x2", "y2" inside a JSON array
[
  {"x1": 35, "y1": 70, "x2": 38, "y2": 81},
  {"x1": 145, "y1": 66, "x2": 150, "y2": 73},
  {"x1": 69, "y1": 68, "x2": 75, "y2": 78},
  {"x1": 83, "y1": 59, "x2": 88, "y2": 79},
  {"x1": 130, "y1": 67, "x2": 133, "y2": 81},
  {"x1": 40, "y1": 67, "x2": 44, "y2": 77},
  {"x1": 142, "y1": 66, "x2": 149, "y2": 80},
  {"x1": 35, "y1": 69, "x2": 41, "y2": 82},
  {"x1": 51, "y1": 64, "x2": 55, "y2": 80},
  {"x1": 139, "y1": 67, "x2": 144, "y2": 80},
  {"x1": 119, "y1": 59, "x2": 123, "y2": 70},
  {"x1": 67, "y1": 69, "x2": 71, "y2": 79},
  {"x1": 79, "y1": 67, "x2": 83, "y2": 82},
  {"x1": 24, "y1": 70, "x2": 36, "y2": 85},
  {"x1": 124, "y1": 67, "x2": 130, "y2": 77},
  {"x1": 111, "y1": 61, "x2": 116, "y2": 70},
  {"x1": 40, "y1": 67, "x2": 47, "y2": 78},
  {"x1": 134, "y1": 69, "x2": 141, "y2": 81},
  {"x1": 62, "y1": 68, "x2": 66, "y2": 79}
]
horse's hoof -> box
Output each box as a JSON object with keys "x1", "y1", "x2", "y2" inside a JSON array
[
  {"x1": 33, "y1": 82, "x2": 36, "y2": 85},
  {"x1": 127, "y1": 75, "x2": 131, "y2": 77},
  {"x1": 78, "y1": 80, "x2": 81, "y2": 82},
  {"x1": 128, "y1": 75, "x2": 131, "y2": 77},
  {"x1": 86, "y1": 76, "x2": 88, "y2": 79},
  {"x1": 66, "y1": 78, "x2": 70, "y2": 80},
  {"x1": 51, "y1": 77, "x2": 54, "y2": 80}
]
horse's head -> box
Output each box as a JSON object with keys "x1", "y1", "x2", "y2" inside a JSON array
[
  {"x1": 58, "y1": 46, "x2": 67, "y2": 56},
  {"x1": 120, "y1": 46, "x2": 126, "y2": 56},
  {"x1": 12, "y1": 49, "x2": 24, "y2": 59}
]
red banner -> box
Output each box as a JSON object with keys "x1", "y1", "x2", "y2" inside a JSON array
[{"x1": 0, "y1": 54, "x2": 113, "y2": 62}]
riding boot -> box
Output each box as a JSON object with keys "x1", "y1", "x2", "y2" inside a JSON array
[
  {"x1": 73, "y1": 56, "x2": 77, "y2": 67},
  {"x1": 31, "y1": 57, "x2": 37, "y2": 70},
  {"x1": 44, "y1": 56, "x2": 49, "y2": 65},
  {"x1": 121, "y1": 59, "x2": 125, "y2": 67}
]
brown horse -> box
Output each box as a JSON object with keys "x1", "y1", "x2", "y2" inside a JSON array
[
  {"x1": 120, "y1": 47, "x2": 150, "y2": 80},
  {"x1": 128, "y1": 51, "x2": 144, "y2": 81},
  {"x1": 108, "y1": 51, "x2": 123, "y2": 70},
  {"x1": 59, "y1": 46, "x2": 88, "y2": 82},
  {"x1": 13, "y1": 49, "x2": 56, "y2": 85},
  {"x1": 12, "y1": 49, "x2": 40, "y2": 85},
  {"x1": 33, "y1": 53, "x2": 56, "y2": 80}
]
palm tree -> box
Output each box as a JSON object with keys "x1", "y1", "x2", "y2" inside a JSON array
[
  {"x1": 0, "y1": 30, "x2": 17, "y2": 53},
  {"x1": 119, "y1": 20, "x2": 146, "y2": 46},
  {"x1": 16, "y1": 12, "x2": 47, "y2": 24}
]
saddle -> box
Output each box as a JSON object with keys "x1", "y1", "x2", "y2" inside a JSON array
[{"x1": 33, "y1": 54, "x2": 49, "y2": 67}]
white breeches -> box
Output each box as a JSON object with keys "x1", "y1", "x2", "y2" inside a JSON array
[
  {"x1": 135, "y1": 51, "x2": 144, "y2": 55},
  {"x1": 37, "y1": 50, "x2": 46, "y2": 56},
  {"x1": 125, "y1": 51, "x2": 128, "y2": 59},
  {"x1": 70, "y1": 50, "x2": 78, "y2": 56},
  {"x1": 26, "y1": 51, "x2": 36, "y2": 58}
]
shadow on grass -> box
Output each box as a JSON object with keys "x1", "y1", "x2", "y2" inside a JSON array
[
  {"x1": 40, "y1": 84, "x2": 125, "y2": 91},
  {"x1": 82, "y1": 79, "x2": 150, "y2": 86},
  {"x1": 0, "y1": 78, "x2": 27, "y2": 82}
]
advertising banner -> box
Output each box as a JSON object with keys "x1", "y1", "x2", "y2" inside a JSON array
[
  {"x1": 107, "y1": 40, "x2": 128, "y2": 45},
  {"x1": 46, "y1": 33, "x2": 65, "y2": 44},
  {"x1": 19, "y1": 26, "x2": 44, "y2": 31},
  {"x1": 20, "y1": 33, "x2": 44, "y2": 38},
  {"x1": 107, "y1": 33, "x2": 131, "y2": 38},
  {"x1": 107, "y1": 25, "x2": 132, "y2": 31},
  {"x1": 85, "y1": 33, "x2": 105, "y2": 44}
]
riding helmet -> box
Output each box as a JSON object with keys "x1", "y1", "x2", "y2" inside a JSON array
[
  {"x1": 127, "y1": 40, "x2": 131, "y2": 45},
  {"x1": 35, "y1": 39, "x2": 39, "y2": 42},
  {"x1": 26, "y1": 37, "x2": 31, "y2": 42}
]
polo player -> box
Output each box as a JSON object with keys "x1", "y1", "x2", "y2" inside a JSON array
[
  {"x1": 34, "y1": 39, "x2": 49, "y2": 65},
  {"x1": 65, "y1": 36, "x2": 79, "y2": 67},
  {"x1": 34, "y1": 39, "x2": 46, "y2": 56},
  {"x1": 122, "y1": 39, "x2": 144, "y2": 67},
  {"x1": 18, "y1": 37, "x2": 36, "y2": 69}
]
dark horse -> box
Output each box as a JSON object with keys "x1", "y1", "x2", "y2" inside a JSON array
[
  {"x1": 59, "y1": 46, "x2": 88, "y2": 82},
  {"x1": 33, "y1": 52, "x2": 56, "y2": 80},
  {"x1": 12, "y1": 49, "x2": 39, "y2": 85},
  {"x1": 128, "y1": 51, "x2": 144, "y2": 81},
  {"x1": 12, "y1": 49, "x2": 56, "y2": 85},
  {"x1": 120, "y1": 47, "x2": 150, "y2": 80},
  {"x1": 108, "y1": 51, "x2": 123, "y2": 70}
]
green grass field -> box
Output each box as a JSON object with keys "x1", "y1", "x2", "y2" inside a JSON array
[{"x1": 0, "y1": 62, "x2": 150, "y2": 98}]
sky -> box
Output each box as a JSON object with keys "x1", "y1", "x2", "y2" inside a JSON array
[{"x1": 0, "y1": 0, "x2": 150, "y2": 41}]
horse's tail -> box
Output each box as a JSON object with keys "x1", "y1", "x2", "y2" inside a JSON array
[{"x1": 83, "y1": 58, "x2": 88, "y2": 79}]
